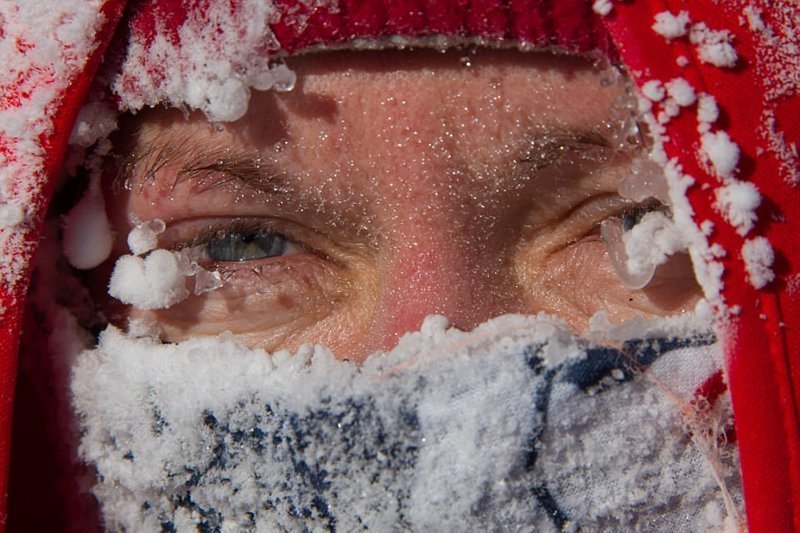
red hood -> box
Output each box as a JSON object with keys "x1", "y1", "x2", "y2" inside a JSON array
[{"x1": 0, "y1": 1, "x2": 798, "y2": 530}]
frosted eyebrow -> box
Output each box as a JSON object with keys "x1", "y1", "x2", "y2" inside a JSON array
[
  {"x1": 513, "y1": 129, "x2": 614, "y2": 171},
  {"x1": 175, "y1": 151, "x2": 291, "y2": 195},
  {"x1": 115, "y1": 135, "x2": 291, "y2": 196}
]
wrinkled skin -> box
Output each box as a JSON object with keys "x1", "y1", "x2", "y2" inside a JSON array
[{"x1": 101, "y1": 49, "x2": 700, "y2": 362}]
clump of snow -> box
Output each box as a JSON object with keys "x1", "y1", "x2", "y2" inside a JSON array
[
  {"x1": 741, "y1": 237, "x2": 775, "y2": 289},
  {"x1": 652, "y1": 11, "x2": 691, "y2": 39},
  {"x1": 592, "y1": 0, "x2": 613, "y2": 16},
  {"x1": 701, "y1": 131, "x2": 740, "y2": 179},
  {"x1": 697, "y1": 93, "x2": 719, "y2": 133},
  {"x1": 690, "y1": 23, "x2": 738, "y2": 68},
  {"x1": 108, "y1": 249, "x2": 191, "y2": 310},
  {"x1": 109, "y1": 2, "x2": 295, "y2": 122},
  {"x1": 676, "y1": 56, "x2": 690, "y2": 67},
  {"x1": 714, "y1": 181, "x2": 761, "y2": 236},
  {"x1": 743, "y1": 6, "x2": 767, "y2": 33},
  {"x1": 665, "y1": 78, "x2": 697, "y2": 107},
  {"x1": 642, "y1": 80, "x2": 666, "y2": 102},
  {"x1": 622, "y1": 211, "x2": 688, "y2": 277},
  {"x1": 127, "y1": 219, "x2": 165, "y2": 256}
]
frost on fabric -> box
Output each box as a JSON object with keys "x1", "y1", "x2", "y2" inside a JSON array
[
  {"x1": 701, "y1": 131, "x2": 741, "y2": 179},
  {"x1": 72, "y1": 312, "x2": 743, "y2": 530},
  {"x1": 652, "y1": 11, "x2": 691, "y2": 40},
  {"x1": 689, "y1": 23, "x2": 738, "y2": 68},
  {"x1": 714, "y1": 181, "x2": 761, "y2": 236},
  {"x1": 0, "y1": 1, "x2": 106, "y2": 291},
  {"x1": 108, "y1": 1, "x2": 296, "y2": 122},
  {"x1": 651, "y1": 11, "x2": 738, "y2": 68},
  {"x1": 741, "y1": 236, "x2": 775, "y2": 289},
  {"x1": 591, "y1": 0, "x2": 613, "y2": 17},
  {"x1": 665, "y1": 78, "x2": 697, "y2": 107}
]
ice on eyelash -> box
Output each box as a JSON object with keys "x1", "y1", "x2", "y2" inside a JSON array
[{"x1": 108, "y1": 223, "x2": 226, "y2": 309}]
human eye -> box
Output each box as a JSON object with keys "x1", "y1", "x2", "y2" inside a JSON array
[
  {"x1": 176, "y1": 221, "x2": 302, "y2": 263},
  {"x1": 517, "y1": 193, "x2": 700, "y2": 327},
  {"x1": 129, "y1": 217, "x2": 356, "y2": 346}
]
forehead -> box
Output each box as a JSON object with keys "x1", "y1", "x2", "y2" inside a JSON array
[
  {"x1": 125, "y1": 49, "x2": 630, "y2": 214},
  {"x1": 132, "y1": 48, "x2": 627, "y2": 147}
]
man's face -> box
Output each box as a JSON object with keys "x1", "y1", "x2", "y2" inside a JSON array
[{"x1": 106, "y1": 49, "x2": 699, "y2": 362}]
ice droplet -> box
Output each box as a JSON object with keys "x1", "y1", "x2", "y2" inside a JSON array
[
  {"x1": 600, "y1": 218, "x2": 656, "y2": 290},
  {"x1": 271, "y1": 63, "x2": 297, "y2": 92}
]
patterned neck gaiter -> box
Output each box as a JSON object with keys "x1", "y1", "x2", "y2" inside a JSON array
[{"x1": 72, "y1": 314, "x2": 742, "y2": 531}]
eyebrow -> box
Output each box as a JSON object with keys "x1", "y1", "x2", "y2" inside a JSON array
[
  {"x1": 116, "y1": 132, "x2": 290, "y2": 196},
  {"x1": 512, "y1": 129, "x2": 616, "y2": 172}
]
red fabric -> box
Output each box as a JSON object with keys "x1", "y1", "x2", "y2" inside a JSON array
[
  {"x1": 1, "y1": 1, "x2": 798, "y2": 530},
  {"x1": 604, "y1": 2, "x2": 800, "y2": 530},
  {"x1": 0, "y1": 1, "x2": 128, "y2": 528}
]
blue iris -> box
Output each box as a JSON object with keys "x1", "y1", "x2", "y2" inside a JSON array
[{"x1": 206, "y1": 230, "x2": 288, "y2": 262}]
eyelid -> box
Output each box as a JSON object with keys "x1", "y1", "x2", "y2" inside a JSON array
[{"x1": 161, "y1": 218, "x2": 310, "y2": 256}]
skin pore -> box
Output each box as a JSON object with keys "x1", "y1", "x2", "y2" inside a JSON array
[{"x1": 101, "y1": 49, "x2": 701, "y2": 363}]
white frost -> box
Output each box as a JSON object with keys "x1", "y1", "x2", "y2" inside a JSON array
[
  {"x1": 592, "y1": 0, "x2": 613, "y2": 16},
  {"x1": 652, "y1": 11, "x2": 691, "y2": 39},
  {"x1": 642, "y1": 80, "x2": 666, "y2": 102},
  {"x1": 690, "y1": 23, "x2": 738, "y2": 68},
  {"x1": 714, "y1": 181, "x2": 761, "y2": 236},
  {"x1": 0, "y1": 203, "x2": 25, "y2": 228},
  {"x1": 741, "y1": 237, "x2": 775, "y2": 289},
  {"x1": 109, "y1": 2, "x2": 293, "y2": 122},
  {"x1": 701, "y1": 131, "x2": 740, "y2": 179},
  {"x1": 665, "y1": 78, "x2": 697, "y2": 107}
]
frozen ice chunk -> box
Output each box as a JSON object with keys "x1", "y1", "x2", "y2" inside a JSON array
[
  {"x1": 62, "y1": 184, "x2": 113, "y2": 270},
  {"x1": 618, "y1": 157, "x2": 671, "y2": 205},
  {"x1": 108, "y1": 250, "x2": 190, "y2": 310},
  {"x1": 194, "y1": 267, "x2": 223, "y2": 295}
]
